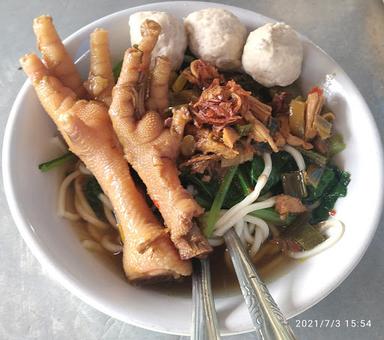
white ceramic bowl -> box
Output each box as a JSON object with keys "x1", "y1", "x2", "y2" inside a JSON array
[{"x1": 3, "y1": 1, "x2": 383, "y2": 336}]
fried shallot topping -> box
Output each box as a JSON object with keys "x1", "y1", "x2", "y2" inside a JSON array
[
  {"x1": 191, "y1": 79, "x2": 250, "y2": 129},
  {"x1": 180, "y1": 154, "x2": 220, "y2": 174},
  {"x1": 183, "y1": 59, "x2": 221, "y2": 88}
]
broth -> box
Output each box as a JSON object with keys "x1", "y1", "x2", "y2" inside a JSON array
[
  {"x1": 148, "y1": 244, "x2": 296, "y2": 298},
  {"x1": 66, "y1": 176, "x2": 296, "y2": 296},
  {"x1": 72, "y1": 219, "x2": 296, "y2": 297}
]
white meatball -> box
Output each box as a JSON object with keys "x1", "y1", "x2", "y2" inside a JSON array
[
  {"x1": 242, "y1": 23, "x2": 303, "y2": 87},
  {"x1": 129, "y1": 11, "x2": 187, "y2": 70},
  {"x1": 184, "y1": 8, "x2": 247, "y2": 70}
]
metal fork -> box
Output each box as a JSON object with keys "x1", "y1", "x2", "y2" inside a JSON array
[
  {"x1": 192, "y1": 258, "x2": 221, "y2": 340},
  {"x1": 192, "y1": 229, "x2": 297, "y2": 340},
  {"x1": 224, "y1": 229, "x2": 297, "y2": 340}
]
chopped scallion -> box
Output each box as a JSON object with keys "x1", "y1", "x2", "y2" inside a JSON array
[
  {"x1": 38, "y1": 152, "x2": 76, "y2": 172},
  {"x1": 202, "y1": 166, "x2": 238, "y2": 238}
]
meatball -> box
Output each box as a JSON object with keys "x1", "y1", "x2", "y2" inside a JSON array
[
  {"x1": 129, "y1": 11, "x2": 187, "y2": 70},
  {"x1": 242, "y1": 23, "x2": 303, "y2": 87},
  {"x1": 184, "y1": 8, "x2": 247, "y2": 70}
]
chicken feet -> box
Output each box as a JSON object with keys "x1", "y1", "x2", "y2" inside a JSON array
[
  {"x1": 109, "y1": 20, "x2": 212, "y2": 260},
  {"x1": 21, "y1": 16, "x2": 191, "y2": 282}
]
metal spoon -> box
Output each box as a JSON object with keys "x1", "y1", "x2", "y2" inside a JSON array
[
  {"x1": 192, "y1": 258, "x2": 221, "y2": 340},
  {"x1": 224, "y1": 228, "x2": 297, "y2": 340}
]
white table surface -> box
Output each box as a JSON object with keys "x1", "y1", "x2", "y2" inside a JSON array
[{"x1": 1, "y1": 1, "x2": 383, "y2": 339}]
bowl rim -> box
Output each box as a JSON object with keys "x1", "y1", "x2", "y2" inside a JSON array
[{"x1": 3, "y1": 1, "x2": 384, "y2": 336}]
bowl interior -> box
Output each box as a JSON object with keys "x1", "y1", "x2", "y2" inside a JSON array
[{"x1": 3, "y1": 1, "x2": 383, "y2": 336}]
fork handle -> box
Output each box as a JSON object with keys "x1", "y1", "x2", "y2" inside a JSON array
[
  {"x1": 224, "y1": 229, "x2": 297, "y2": 340},
  {"x1": 192, "y1": 258, "x2": 221, "y2": 340}
]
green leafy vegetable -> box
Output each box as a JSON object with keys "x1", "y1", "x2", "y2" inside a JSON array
[
  {"x1": 222, "y1": 153, "x2": 296, "y2": 209},
  {"x1": 305, "y1": 165, "x2": 325, "y2": 188},
  {"x1": 250, "y1": 152, "x2": 296, "y2": 195},
  {"x1": 250, "y1": 156, "x2": 264, "y2": 185},
  {"x1": 38, "y1": 152, "x2": 76, "y2": 172},
  {"x1": 305, "y1": 166, "x2": 335, "y2": 203},
  {"x1": 222, "y1": 71, "x2": 263, "y2": 96},
  {"x1": 222, "y1": 161, "x2": 253, "y2": 208},
  {"x1": 202, "y1": 166, "x2": 238, "y2": 238},
  {"x1": 222, "y1": 176, "x2": 247, "y2": 208},
  {"x1": 250, "y1": 208, "x2": 296, "y2": 226},
  {"x1": 263, "y1": 166, "x2": 282, "y2": 194},
  {"x1": 311, "y1": 168, "x2": 350, "y2": 224},
  {"x1": 299, "y1": 148, "x2": 328, "y2": 167},
  {"x1": 328, "y1": 133, "x2": 346, "y2": 157},
  {"x1": 236, "y1": 167, "x2": 252, "y2": 196},
  {"x1": 113, "y1": 59, "x2": 123, "y2": 82},
  {"x1": 84, "y1": 176, "x2": 103, "y2": 217},
  {"x1": 180, "y1": 172, "x2": 217, "y2": 200},
  {"x1": 195, "y1": 196, "x2": 211, "y2": 210}
]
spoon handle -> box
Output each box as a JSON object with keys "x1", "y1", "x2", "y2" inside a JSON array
[
  {"x1": 224, "y1": 229, "x2": 297, "y2": 340},
  {"x1": 192, "y1": 258, "x2": 221, "y2": 340}
]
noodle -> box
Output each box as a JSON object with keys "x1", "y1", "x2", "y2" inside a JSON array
[
  {"x1": 287, "y1": 219, "x2": 345, "y2": 259},
  {"x1": 209, "y1": 153, "x2": 275, "y2": 257},
  {"x1": 57, "y1": 162, "x2": 120, "y2": 255},
  {"x1": 283, "y1": 145, "x2": 306, "y2": 171},
  {"x1": 59, "y1": 147, "x2": 341, "y2": 262},
  {"x1": 208, "y1": 237, "x2": 224, "y2": 247},
  {"x1": 59, "y1": 150, "x2": 298, "y2": 260},
  {"x1": 74, "y1": 177, "x2": 110, "y2": 230},
  {"x1": 103, "y1": 203, "x2": 117, "y2": 227},
  {"x1": 244, "y1": 215, "x2": 269, "y2": 240},
  {"x1": 251, "y1": 229, "x2": 264, "y2": 257},
  {"x1": 235, "y1": 220, "x2": 246, "y2": 245},
  {"x1": 87, "y1": 223, "x2": 104, "y2": 242},
  {"x1": 74, "y1": 177, "x2": 96, "y2": 216},
  {"x1": 234, "y1": 220, "x2": 244, "y2": 236},
  {"x1": 101, "y1": 234, "x2": 123, "y2": 254},
  {"x1": 207, "y1": 147, "x2": 334, "y2": 260},
  {"x1": 98, "y1": 193, "x2": 118, "y2": 228},
  {"x1": 98, "y1": 193, "x2": 113, "y2": 209},
  {"x1": 215, "y1": 153, "x2": 272, "y2": 229},
  {"x1": 79, "y1": 163, "x2": 92, "y2": 175},
  {"x1": 242, "y1": 224, "x2": 254, "y2": 244},
  {"x1": 58, "y1": 170, "x2": 81, "y2": 221},
  {"x1": 244, "y1": 216, "x2": 269, "y2": 256},
  {"x1": 82, "y1": 239, "x2": 104, "y2": 252},
  {"x1": 214, "y1": 198, "x2": 276, "y2": 237}
]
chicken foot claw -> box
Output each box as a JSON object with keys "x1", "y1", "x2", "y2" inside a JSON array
[
  {"x1": 21, "y1": 17, "x2": 192, "y2": 282},
  {"x1": 110, "y1": 20, "x2": 212, "y2": 260},
  {"x1": 84, "y1": 28, "x2": 114, "y2": 105}
]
